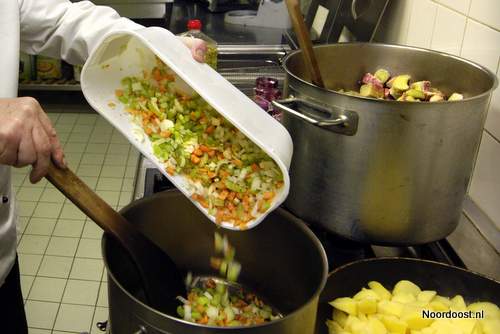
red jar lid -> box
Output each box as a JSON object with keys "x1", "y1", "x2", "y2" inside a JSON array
[{"x1": 187, "y1": 19, "x2": 202, "y2": 30}]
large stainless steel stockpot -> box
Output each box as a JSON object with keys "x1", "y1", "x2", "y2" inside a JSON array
[
  {"x1": 103, "y1": 190, "x2": 328, "y2": 334},
  {"x1": 273, "y1": 43, "x2": 498, "y2": 245}
]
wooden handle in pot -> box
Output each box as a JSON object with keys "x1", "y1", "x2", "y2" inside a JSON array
[{"x1": 285, "y1": 0, "x2": 325, "y2": 88}]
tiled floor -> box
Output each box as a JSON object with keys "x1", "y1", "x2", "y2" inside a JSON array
[{"x1": 14, "y1": 112, "x2": 140, "y2": 334}]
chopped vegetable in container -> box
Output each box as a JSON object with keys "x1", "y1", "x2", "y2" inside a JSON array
[{"x1": 114, "y1": 58, "x2": 284, "y2": 229}]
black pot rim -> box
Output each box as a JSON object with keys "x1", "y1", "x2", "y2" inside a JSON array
[{"x1": 101, "y1": 192, "x2": 329, "y2": 330}]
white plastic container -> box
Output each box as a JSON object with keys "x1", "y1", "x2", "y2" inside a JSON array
[{"x1": 80, "y1": 27, "x2": 293, "y2": 230}]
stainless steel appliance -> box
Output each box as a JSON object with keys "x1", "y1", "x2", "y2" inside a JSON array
[
  {"x1": 273, "y1": 43, "x2": 497, "y2": 245},
  {"x1": 103, "y1": 191, "x2": 328, "y2": 334}
]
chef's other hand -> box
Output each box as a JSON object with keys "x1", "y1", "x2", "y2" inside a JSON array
[
  {"x1": 178, "y1": 36, "x2": 207, "y2": 63},
  {"x1": 0, "y1": 97, "x2": 66, "y2": 183}
]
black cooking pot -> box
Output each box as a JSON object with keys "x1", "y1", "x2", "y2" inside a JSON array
[
  {"x1": 315, "y1": 257, "x2": 500, "y2": 333},
  {"x1": 103, "y1": 190, "x2": 328, "y2": 334}
]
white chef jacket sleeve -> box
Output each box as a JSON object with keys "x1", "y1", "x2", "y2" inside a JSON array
[{"x1": 18, "y1": 0, "x2": 143, "y2": 65}]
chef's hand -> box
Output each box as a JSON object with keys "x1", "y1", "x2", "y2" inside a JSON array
[
  {"x1": 0, "y1": 97, "x2": 66, "y2": 183},
  {"x1": 178, "y1": 36, "x2": 207, "y2": 62}
]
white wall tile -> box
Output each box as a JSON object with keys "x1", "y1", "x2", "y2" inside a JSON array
[
  {"x1": 469, "y1": 0, "x2": 500, "y2": 31},
  {"x1": 469, "y1": 132, "x2": 500, "y2": 229},
  {"x1": 406, "y1": 0, "x2": 437, "y2": 48},
  {"x1": 433, "y1": 0, "x2": 471, "y2": 15},
  {"x1": 461, "y1": 19, "x2": 500, "y2": 72},
  {"x1": 431, "y1": 5, "x2": 467, "y2": 55},
  {"x1": 485, "y1": 64, "x2": 500, "y2": 140}
]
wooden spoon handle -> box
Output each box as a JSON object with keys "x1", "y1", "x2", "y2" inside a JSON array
[
  {"x1": 285, "y1": 0, "x2": 325, "y2": 88},
  {"x1": 46, "y1": 161, "x2": 133, "y2": 244}
]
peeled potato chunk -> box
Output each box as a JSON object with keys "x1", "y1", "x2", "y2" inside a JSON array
[{"x1": 327, "y1": 280, "x2": 499, "y2": 334}]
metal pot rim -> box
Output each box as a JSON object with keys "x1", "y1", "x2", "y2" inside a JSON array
[
  {"x1": 326, "y1": 257, "x2": 500, "y2": 285},
  {"x1": 102, "y1": 195, "x2": 329, "y2": 330},
  {"x1": 282, "y1": 42, "x2": 498, "y2": 104}
]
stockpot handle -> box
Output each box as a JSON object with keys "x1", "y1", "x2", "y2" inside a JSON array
[{"x1": 272, "y1": 97, "x2": 358, "y2": 135}]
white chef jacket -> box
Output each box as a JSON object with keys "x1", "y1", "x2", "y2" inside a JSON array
[{"x1": 0, "y1": 0, "x2": 141, "y2": 286}]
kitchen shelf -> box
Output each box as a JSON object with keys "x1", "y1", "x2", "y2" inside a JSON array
[{"x1": 19, "y1": 80, "x2": 81, "y2": 91}]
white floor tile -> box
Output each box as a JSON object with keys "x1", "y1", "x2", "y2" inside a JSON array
[
  {"x1": 38, "y1": 255, "x2": 73, "y2": 279},
  {"x1": 82, "y1": 221, "x2": 103, "y2": 239},
  {"x1": 81, "y1": 153, "x2": 105, "y2": 165},
  {"x1": 20, "y1": 275, "x2": 35, "y2": 299},
  {"x1": 32, "y1": 202, "x2": 63, "y2": 219},
  {"x1": 96, "y1": 190, "x2": 120, "y2": 206},
  {"x1": 100, "y1": 165, "x2": 126, "y2": 178},
  {"x1": 25, "y1": 300, "x2": 59, "y2": 329},
  {"x1": 97, "y1": 282, "x2": 108, "y2": 307},
  {"x1": 18, "y1": 254, "x2": 43, "y2": 275},
  {"x1": 40, "y1": 188, "x2": 66, "y2": 203},
  {"x1": 18, "y1": 201, "x2": 38, "y2": 217},
  {"x1": 16, "y1": 187, "x2": 44, "y2": 202},
  {"x1": 18, "y1": 235, "x2": 50, "y2": 254},
  {"x1": 96, "y1": 177, "x2": 123, "y2": 191},
  {"x1": 62, "y1": 279, "x2": 100, "y2": 305},
  {"x1": 46, "y1": 237, "x2": 79, "y2": 257},
  {"x1": 59, "y1": 202, "x2": 86, "y2": 220},
  {"x1": 70, "y1": 258, "x2": 104, "y2": 281},
  {"x1": 104, "y1": 154, "x2": 128, "y2": 166},
  {"x1": 16, "y1": 216, "x2": 30, "y2": 234},
  {"x1": 54, "y1": 304, "x2": 95, "y2": 332},
  {"x1": 52, "y1": 219, "x2": 85, "y2": 238},
  {"x1": 76, "y1": 238, "x2": 102, "y2": 259},
  {"x1": 63, "y1": 142, "x2": 87, "y2": 153},
  {"x1": 25, "y1": 217, "x2": 57, "y2": 236},
  {"x1": 28, "y1": 277, "x2": 66, "y2": 302},
  {"x1": 77, "y1": 164, "x2": 102, "y2": 177},
  {"x1": 85, "y1": 143, "x2": 109, "y2": 154},
  {"x1": 28, "y1": 328, "x2": 51, "y2": 334},
  {"x1": 91, "y1": 307, "x2": 109, "y2": 334}
]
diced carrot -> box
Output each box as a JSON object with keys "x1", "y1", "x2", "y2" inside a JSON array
[
  {"x1": 219, "y1": 190, "x2": 229, "y2": 200},
  {"x1": 165, "y1": 74, "x2": 175, "y2": 82},
  {"x1": 166, "y1": 167, "x2": 175, "y2": 175},
  {"x1": 190, "y1": 112, "x2": 198, "y2": 121},
  {"x1": 251, "y1": 163, "x2": 259, "y2": 172},
  {"x1": 191, "y1": 154, "x2": 201, "y2": 164},
  {"x1": 152, "y1": 67, "x2": 162, "y2": 81},
  {"x1": 145, "y1": 128, "x2": 153, "y2": 135},
  {"x1": 199, "y1": 315, "x2": 209, "y2": 325},
  {"x1": 115, "y1": 89, "x2": 124, "y2": 97},
  {"x1": 215, "y1": 211, "x2": 224, "y2": 224},
  {"x1": 232, "y1": 159, "x2": 243, "y2": 167},
  {"x1": 263, "y1": 191, "x2": 275, "y2": 200},
  {"x1": 208, "y1": 150, "x2": 216, "y2": 158},
  {"x1": 205, "y1": 126, "x2": 215, "y2": 134},
  {"x1": 193, "y1": 148, "x2": 203, "y2": 157},
  {"x1": 160, "y1": 130, "x2": 171, "y2": 138},
  {"x1": 199, "y1": 145, "x2": 210, "y2": 152},
  {"x1": 227, "y1": 192, "x2": 236, "y2": 201},
  {"x1": 199, "y1": 116, "x2": 208, "y2": 124},
  {"x1": 199, "y1": 200, "x2": 209, "y2": 208}
]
